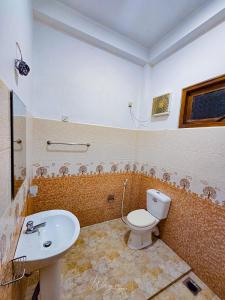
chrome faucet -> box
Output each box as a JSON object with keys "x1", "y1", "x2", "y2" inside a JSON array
[{"x1": 25, "y1": 220, "x2": 46, "y2": 234}]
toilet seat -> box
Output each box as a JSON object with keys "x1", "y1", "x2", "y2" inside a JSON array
[{"x1": 127, "y1": 209, "x2": 158, "y2": 228}]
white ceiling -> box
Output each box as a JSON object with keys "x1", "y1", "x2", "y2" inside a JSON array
[
  {"x1": 34, "y1": 0, "x2": 225, "y2": 65},
  {"x1": 59, "y1": 0, "x2": 209, "y2": 48}
]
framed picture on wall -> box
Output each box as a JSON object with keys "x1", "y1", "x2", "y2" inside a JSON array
[
  {"x1": 151, "y1": 93, "x2": 170, "y2": 117},
  {"x1": 179, "y1": 74, "x2": 225, "y2": 128}
]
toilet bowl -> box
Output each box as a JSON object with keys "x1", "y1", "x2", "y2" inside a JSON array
[
  {"x1": 126, "y1": 189, "x2": 171, "y2": 250},
  {"x1": 126, "y1": 209, "x2": 159, "y2": 249}
]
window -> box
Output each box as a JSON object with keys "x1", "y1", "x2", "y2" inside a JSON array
[{"x1": 179, "y1": 74, "x2": 225, "y2": 128}]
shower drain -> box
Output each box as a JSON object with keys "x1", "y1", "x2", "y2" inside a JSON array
[
  {"x1": 43, "y1": 241, "x2": 52, "y2": 248},
  {"x1": 183, "y1": 277, "x2": 202, "y2": 295}
]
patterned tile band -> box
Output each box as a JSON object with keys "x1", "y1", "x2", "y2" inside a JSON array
[{"x1": 32, "y1": 162, "x2": 224, "y2": 206}]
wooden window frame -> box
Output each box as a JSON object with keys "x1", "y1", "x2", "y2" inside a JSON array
[{"x1": 179, "y1": 74, "x2": 225, "y2": 128}]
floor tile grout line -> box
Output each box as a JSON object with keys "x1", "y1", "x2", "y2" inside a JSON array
[{"x1": 147, "y1": 269, "x2": 192, "y2": 299}]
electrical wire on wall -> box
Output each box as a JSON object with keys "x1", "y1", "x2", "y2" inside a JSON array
[{"x1": 129, "y1": 103, "x2": 150, "y2": 127}]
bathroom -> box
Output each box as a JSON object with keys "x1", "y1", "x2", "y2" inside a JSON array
[{"x1": 0, "y1": 0, "x2": 225, "y2": 299}]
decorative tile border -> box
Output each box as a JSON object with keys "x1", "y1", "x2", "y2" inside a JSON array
[
  {"x1": 140, "y1": 163, "x2": 225, "y2": 206},
  {"x1": 32, "y1": 161, "x2": 137, "y2": 178},
  {"x1": 0, "y1": 180, "x2": 28, "y2": 268},
  {"x1": 31, "y1": 161, "x2": 225, "y2": 206},
  {"x1": 14, "y1": 164, "x2": 26, "y2": 180}
]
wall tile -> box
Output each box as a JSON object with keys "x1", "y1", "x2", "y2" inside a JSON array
[
  {"x1": 0, "y1": 149, "x2": 11, "y2": 218},
  {"x1": 31, "y1": 118, "x2": 137, "y2": 165},
  {"x1": 0, "y1": 81, "x2": 29, "y2": 300},
  {"x1": 0, "y1": 81, "x2": 10, "y2": 152},
  {"x1": 29, "y1": 172, "x2": 225, "y2": 299},
  {"x1": 1, "y1": 116, "x2": 223, "y2": 299},
  {"x1": 138, "y1": 175, "x2": 225, "y2": 299},
  {"x1": 30, "y1": 173, "x2": 137, "y2": 227}
]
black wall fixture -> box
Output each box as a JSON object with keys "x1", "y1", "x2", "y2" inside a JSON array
[{"x1": 15, "y1": 42, "x2": 30, "y2": 76}]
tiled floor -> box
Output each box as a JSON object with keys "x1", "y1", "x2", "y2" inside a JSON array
[
  {"x1": 25, "y1": 219, "x2": 220, "y2": 299},
  {"x1": 154, "y1": 272, "x2": 220, "y2": 300},
  {"x1": 61, "y1": 219, "x2": 191, "y2": 299}
]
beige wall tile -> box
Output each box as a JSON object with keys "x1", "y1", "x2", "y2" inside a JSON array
[
  {"x1": 0, "y1": 80, "x2": 29, "y2": 300},
  {"x1": 0, "y1": 149, "x2": 11, "y2": 218},
  {"x1": 136, "y1": 127, "x2": 225, "y2": 204},
  {"x1": 31, "y1": 118, "x2": 137, "y2": 167},
  {"x1": 0, "y1": 80, "x2": 10, "y2": 152}
]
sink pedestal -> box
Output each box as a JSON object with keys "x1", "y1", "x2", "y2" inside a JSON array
[{"x1": 40, "y1": 259, "x2": 62, "y2": 300}]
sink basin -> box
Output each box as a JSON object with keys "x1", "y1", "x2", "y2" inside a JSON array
[
  {"x1": 15, "y1": 209, "x2": 80, "y2": 271},
  {"x1": 15, "y1": 210, "x2": 80, "y2": 300}
]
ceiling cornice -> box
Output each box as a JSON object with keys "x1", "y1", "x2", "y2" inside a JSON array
[
  {"x1": 33, "y1": 0, "x2": 225, "y2": 67},
  {"x1": 149, "y1": 0, "x2": 225, "y2": 65},
  {"x1": 33, "y1": 0, "x2": 149, "y2": 66}
]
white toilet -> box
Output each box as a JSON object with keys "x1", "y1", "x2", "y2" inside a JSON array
[{"x1": 126, "y1": 189, "x2": 171, "y2": 250}]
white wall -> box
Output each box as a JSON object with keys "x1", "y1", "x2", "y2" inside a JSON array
[
  {"x1": 32, "y1": 10, "x2": 225, "y2": 130},
  {"x1": 139, "y1": 20, "x2": 225, "y2": 130},
  {"x1": 0, "y1": 0, "x2": 33, "y2": 108},
  {"x1": 32, "y1": 21, "x2": 143, "y2": 129}
]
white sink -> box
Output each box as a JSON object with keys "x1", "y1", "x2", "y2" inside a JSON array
[{"x1": 15, "y1": 210, "x2": 80, "y2": 300}]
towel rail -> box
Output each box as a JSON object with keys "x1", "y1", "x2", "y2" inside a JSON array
[{"x1": 47, "y1": 140, "x2": 90, "y2": 147}]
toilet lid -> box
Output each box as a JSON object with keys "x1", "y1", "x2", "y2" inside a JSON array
[{"x1": 127, "y1": 209, "x2": 157, "y2": 227}]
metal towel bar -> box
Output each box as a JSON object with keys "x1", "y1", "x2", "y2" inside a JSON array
[{"x1": 47, "y1": 140, "x2": 90, "y2": 147}]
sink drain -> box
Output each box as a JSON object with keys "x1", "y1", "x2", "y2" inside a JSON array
[{"x1": 43, "y1": 241, "x2": 52, "y2": 248}]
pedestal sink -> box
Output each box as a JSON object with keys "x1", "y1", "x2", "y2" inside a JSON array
[{"x1": 15, "y1": 210, "x2": 80, "y2": 300}]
